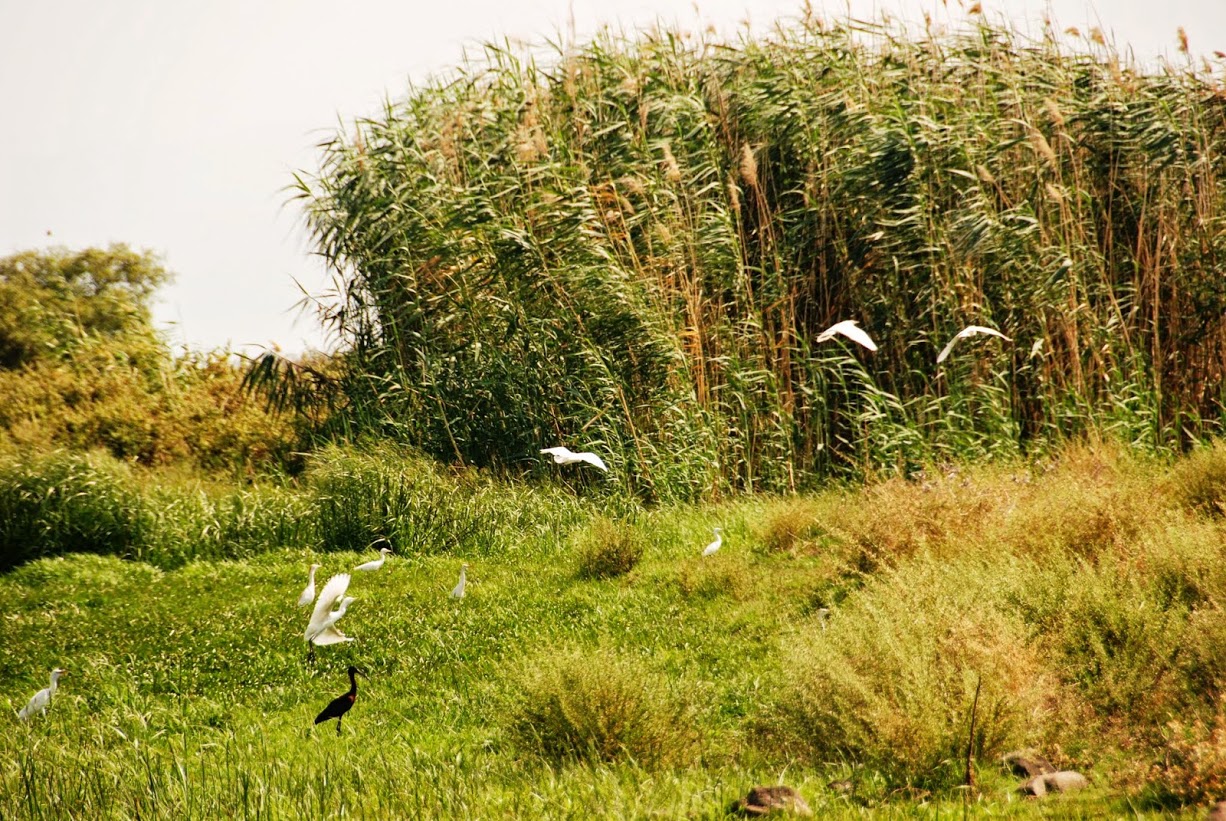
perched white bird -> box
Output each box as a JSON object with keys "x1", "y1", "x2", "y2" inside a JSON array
[
  {"x1": 702, "y1": 527, "x2": 723, "y2": 557},
  {"x1": 297, "y1": 563, "x2": 321, "y2": 608},
  {"x1": 354, "y1": 547, "x2": 392, "y2": 572},
  {"x1": 18, "y1": 668, "x2": 66, "y2": 721},
  {"x1": 305, "y1": 574, "x2": 355, "y2": 658},
  {"x1": 936, "y1": 325, "x2": 1012, "y2": 363},
  {"x1": 450, "y1": 563, "x2": 468, "y2": 599},
  {"x1": 816, "y1": 319, "x2": 878, "y2": 352},
  {"x1": 540, "y1": 446, "x2": 608, "y2": 472}
]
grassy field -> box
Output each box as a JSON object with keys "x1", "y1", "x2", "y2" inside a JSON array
[{"x1": 2, "y1": 442, "x2": 1225, "y2": 818}]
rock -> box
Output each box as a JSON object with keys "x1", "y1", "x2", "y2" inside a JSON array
[
  {"x1": 731, "y1": 785, "x2": 812, "y2": 816},
  {"x1": 1019, "y1": 770, "x2": 1089, "y2": 797},
  {"x1": 1206, "y1": 800, "x2": 1226, "y2": 820},
  {"x1": 1001, "y1": 749, "x2": 1057, "y2": 778}
]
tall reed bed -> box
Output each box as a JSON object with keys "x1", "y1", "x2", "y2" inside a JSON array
[{"x1": 286, "y1": 15, "x2": 1226, "y2": 500}]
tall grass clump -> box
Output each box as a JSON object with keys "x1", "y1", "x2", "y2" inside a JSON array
[
  {"x1": 0, "y1": 450, "x2": 148, "y2": 570},
  {"x1": 510, "y1": 650, "x2": 697, "y2": 767},
  {"x1": 573, "y1": 516, "x2": 644, "y2": 579},
  {"x1": 276, "y1": 14, "x2": 1226, "y2": 500}
]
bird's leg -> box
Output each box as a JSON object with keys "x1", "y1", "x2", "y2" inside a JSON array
[
  {"x1": 307, "y1": 644, "x2": 315, "y2": 664},
  {"x1": 336, "y1": 717, "x2": 343, "y2": 736}
]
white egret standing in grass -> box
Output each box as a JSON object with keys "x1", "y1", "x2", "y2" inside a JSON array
[
  {"x1": 305, "y1": 574, "x2": 355, "y2": 660},
  {"x1": 540, "y1": 447, "x2": 608, "y2": 472},
  {"x1": 353, "y1": 547, "x2": 392, "y2": 572},
  {"x1": 18, "y1": 668, "x2": 66, "y2": 721},
  {"x1": 702, "y1": 527, "x2": 723, "y2": 557},
  {"x1": 450, "y1": 563, "x2": 468, "y2": 599},
  {"x1": 297, "y1": 563, "x2": 321, "y2": 608},
  {"x1": 816, "y1": 319, "x2": 878, "y2": 352},
  {"x1": 936, "y1": 325, "x2": 1012, "y2": 364}
]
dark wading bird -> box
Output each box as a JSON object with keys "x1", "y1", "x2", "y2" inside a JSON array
[{"x1": 314, "y1": 665, "x2": 366, "y2": 735}]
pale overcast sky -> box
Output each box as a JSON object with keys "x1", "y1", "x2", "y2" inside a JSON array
[{"x1": 1, "y1": 0, "x2": 1223, "y2": 355}]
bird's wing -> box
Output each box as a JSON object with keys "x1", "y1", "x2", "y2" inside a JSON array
[
  {"x1": 817, "y1": 320, "x2": 878, "y2": 351},
  {"x1": 307, "y1": 574, "x2": 350, "y2": 635},
  {"x1": 296, "y1": 585, "x2": 314, "y2": 608},
  {"x1": 960, "y1": 325, "x2": 1011, "y2": 341},
  {"x1": 353, "y1": 559, "x2": 378, "y2": 571},
  {"x1": 18, "y1": 689, "x2": 48, "y2": 720},
  {"x1": 311, "y1": 626, "x2": 353, "y2": 646},
  {"x1": 939, "y1": 326, "x2": 1011, "y2": 363},
  {"x1": 577, "y1": 452, "x2": 608, "y2": 471},
  {"x1": 540, "y1": 447, "x2": 570, "y2": 461},
  {"x1": 836, "y1": 322, "x2": 878, "y2": 351},
  {"x1": 936, "y1": 335, "x2": 960, "y2": 364}
]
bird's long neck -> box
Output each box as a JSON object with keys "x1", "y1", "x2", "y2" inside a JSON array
[
  {"x1": 48, "y1": 673, "x2": 60, "y2": 693},
  {"x1": 309, "y1": 566, "x2": 317, "y2": 583},
  {"x1": 348, "y1": 670, "x2": 358, "y2": 697}
]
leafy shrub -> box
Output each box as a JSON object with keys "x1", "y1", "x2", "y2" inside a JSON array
[
  {"x1": 510, "y1": 650, "x2": 696, "y2": 767},
  {"x1": 574, "y1": 517, "x2": 643, "y2": 579}
]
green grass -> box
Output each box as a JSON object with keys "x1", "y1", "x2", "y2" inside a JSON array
[{"x1": 2, "y1": 441, "x2": 1226, "y2": 817}]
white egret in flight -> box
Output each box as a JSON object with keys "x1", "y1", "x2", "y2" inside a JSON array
[
  {"x1": 540, "y1": 447, "x2": 608, "y2": 472},
  {"x1": 18, "y1": 668, "x2": 66, "y2": 721},
  {"x1": 702, "y1": 527, "x2": 723, "y2": 557},
  {"x1": 816, "y1": 319, "x2": 878, "y2": 351},
  {"x1": 450, "y1": 563, "x2": 468, "y2": 599},
  {"x1": 297, "y1": 563, "x2": 321, "y2": 608},
  {"x1": 305, "y1": 574, "x2": 356, "y2": 660},
  {"x1": 354, "y1": 547, "x2": 392, "y2": 572},
  {"x1": 936, "y1": 325, "x2": 1012, "y2": 363}
]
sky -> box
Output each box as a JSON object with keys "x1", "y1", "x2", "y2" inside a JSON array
[{"x1": 2, "y1": 0, "x2": 1224, "y2": 356}]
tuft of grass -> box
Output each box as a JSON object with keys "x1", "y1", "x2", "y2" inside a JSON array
[
  {"x1": 509, "y1": 650, "x2": 697, "y2": 768},
  {"x1": 573, "y1": 517, "x2": 644, "y2": 580}
]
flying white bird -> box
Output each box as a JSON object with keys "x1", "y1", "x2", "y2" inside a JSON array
[
  {"x1": 354, "y1": 547, "x2": 392, "y2": 572},
  {"x1": 816, "y1": 319, "x2": 878, "y2": 352},
  {"x1": 702, "y1": 527, "x2": 723, "y2": 557},
  {"x1": 18, "y1": 668, "x2": 66, "y2": 721},
  {"x1": 305, "y1": 574, "x2": 355, "y2": 659},
  {"x1": 540, "y1": 447, "x2": 608, "y2": 472},
  {"x1": 450, "y1": 563, "x2": 468, "y2": 599},
  {"x1": 297, "y1": 563, "x2": 321, "y2": 608},
  {"x1": 936, "y1": 325, "x2": 1012, "y2": 364}
]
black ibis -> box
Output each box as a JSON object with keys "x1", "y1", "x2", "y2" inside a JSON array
[{"x1": 314, "y1": 665, "x2": 366, "y2": 735}]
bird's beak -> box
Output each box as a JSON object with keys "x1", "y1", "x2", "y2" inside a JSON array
[{"x1": 355, "y1": 668, "x2": 368, "y2": 678}]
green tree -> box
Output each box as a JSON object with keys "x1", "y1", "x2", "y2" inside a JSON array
[{"x1": 0, "y1": 244, "x2": 169, "y2": 369}]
